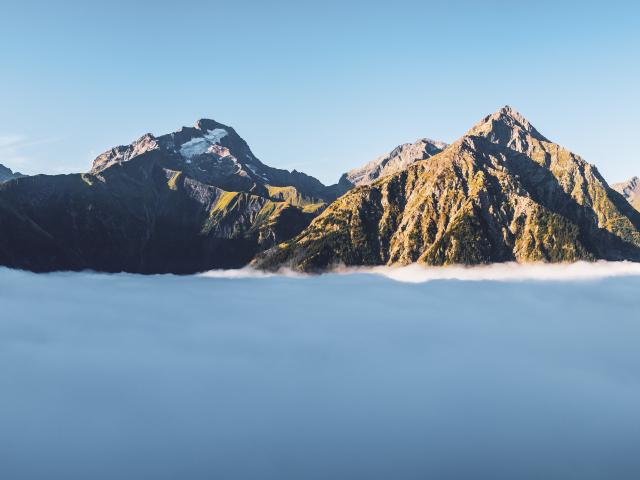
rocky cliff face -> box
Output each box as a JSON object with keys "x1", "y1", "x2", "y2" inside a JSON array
[
  {"x1": 613, "y1": 176, "x2": 640, "y2": 211},
  {"x1": 0, "y1": 120, "x2": 336, "y2": 273},
  {"x1": 0, "y1": 164, "x2": 25, "y2": 183},
  {"x1": 339, "y1": 138, "x2": 447, "y2": 187},
  {"x1": 255, "y1": 107, "x2": 640, "y2": 271}
]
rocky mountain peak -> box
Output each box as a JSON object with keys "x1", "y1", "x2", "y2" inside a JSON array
[
  {"x1": 88, "y1": 118, "x2": 343, "y2": 204},
  {"x1": 340, "y1": 137, "x2": 448, "y2": 187},
  {"x1": 194, "y1": 118, "x2": 228, "y2": 132},
  {"x1": 90, "y1": 118, "x2": 249, "y2": 176},
  {"x1": 467, "y1": 105, "x2": 548, "y2": 153}
]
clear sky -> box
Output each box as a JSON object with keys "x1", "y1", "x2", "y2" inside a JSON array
[{"x1": 1, "y1": 0, "x2": 638, "y2": 184}]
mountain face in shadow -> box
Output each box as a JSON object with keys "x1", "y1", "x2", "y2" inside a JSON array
[
  {"x1": 0, "y1": 164, "x2": 26, "y2": 183},
  {"x1": 255, "y1": 106, "x2": 640, "y2": 271},
  {"x1": 0, "y1": 120, "x2": 346, "y2": 273}
]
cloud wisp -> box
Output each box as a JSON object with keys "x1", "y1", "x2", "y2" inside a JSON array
[{"x1": 0, "y1": 134, "x2": 61, "y2": 173}]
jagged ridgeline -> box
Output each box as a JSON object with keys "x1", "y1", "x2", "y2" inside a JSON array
[
  {"x1": 0, "y1": 119, "x2": 348, "y2": 273},
  {"x1": 0, "y1": 164, "x2": 25, "y2": 183},
  {"x1": 2, "y1": 108, "x2": 639, "y2": 274},
  {"x1": 255, "y1": 106, "x2": 640, "y2": 271}
]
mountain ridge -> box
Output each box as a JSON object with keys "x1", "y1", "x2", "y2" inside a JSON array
[
  {"x1": 1, "y1": 107, "x2": 639, "y2": 274},
  {"x1": 0, "y1": 119, "x2": 344, "y2": 273},
  {"x1": 0, "y1": 164, "x2": 26, "y2": 183}
]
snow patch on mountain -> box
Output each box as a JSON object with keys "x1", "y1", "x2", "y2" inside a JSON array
[{"x1": 179, "y1": 129, "x2": 228, "y2": 158}]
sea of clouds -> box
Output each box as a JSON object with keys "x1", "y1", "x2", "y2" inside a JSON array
[{"x1": 1, "y1": 263, "x2": 640, "y2": 479}]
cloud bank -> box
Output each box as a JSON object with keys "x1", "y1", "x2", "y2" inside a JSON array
[{"x1": 200, "y1": 261, "x2": 640, "y2": 283}]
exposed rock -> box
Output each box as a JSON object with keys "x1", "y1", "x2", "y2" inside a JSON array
[
  {"x1": 613, "y1": 176, "x2": 640, "y2": 211},
  {"x1": 0, "y1": 164, "x2": 26, "y2": 183}
]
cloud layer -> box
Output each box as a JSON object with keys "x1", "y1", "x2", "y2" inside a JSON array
[{"x1": 2, "y1": 266, "x2": 640, "y2": 479}]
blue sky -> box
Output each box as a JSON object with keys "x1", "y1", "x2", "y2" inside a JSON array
[{"x1": 0, "y1": 0, "x2": 638, "y2": 184}]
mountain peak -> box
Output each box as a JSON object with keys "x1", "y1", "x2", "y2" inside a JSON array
[
  {"x1": 0, "y1": 163, "x2": 26, "y2": 183},
  {"x1": 466, "y1": 105, "x2": 548, "y2": 153},
  {"x1": 340, "y1": 137, "x2": 447, "y2": 187},
  {"x1": 494, "y1": 105, "x2": 537, "y2": 129},
  {"x1": 194, "y1": 118, "x2": 228, "y2": 132}
]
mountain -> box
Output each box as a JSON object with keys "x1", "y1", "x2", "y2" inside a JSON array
[
  {"x1": 0, "y1": 164, "x2": 26, "y2": 183},
  {"x1": 613, "y1": 176, "x2": 640, "y2": 211},
  {"x1": 0, "y1": 119, "x2": 344, "y2": 273},
  {"x1": 339, "y1": 138, "x2": 447, "y2": 187},
  {"x1": 91, "y1": 118, "x2": 344, "y2": 203},
  {"x1": 255, "y1": 106, "x2": 640, "y2": 271}
]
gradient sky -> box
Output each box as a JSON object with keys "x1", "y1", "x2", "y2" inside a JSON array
[{"x1": 1, "y1": 0, "x2": 638, "y2": 184}]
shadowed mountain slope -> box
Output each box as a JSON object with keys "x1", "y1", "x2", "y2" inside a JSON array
[
  {"x1": 339, "y1": 138, "x2": 447, "y2": 188},
  {"x1": 0, "y1": 120, "x2": 339, "y2": 273}
]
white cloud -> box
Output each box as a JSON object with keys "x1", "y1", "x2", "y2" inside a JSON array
[
  {"x1": 1, "y1": 266, "x2": 640, "y2": 478},
  {"x1": 0, "y1": 134, "x2": 61, "y2": 173},
  {"x1": 199, "y1": 261, "x2": 640, "y2": 283}
]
